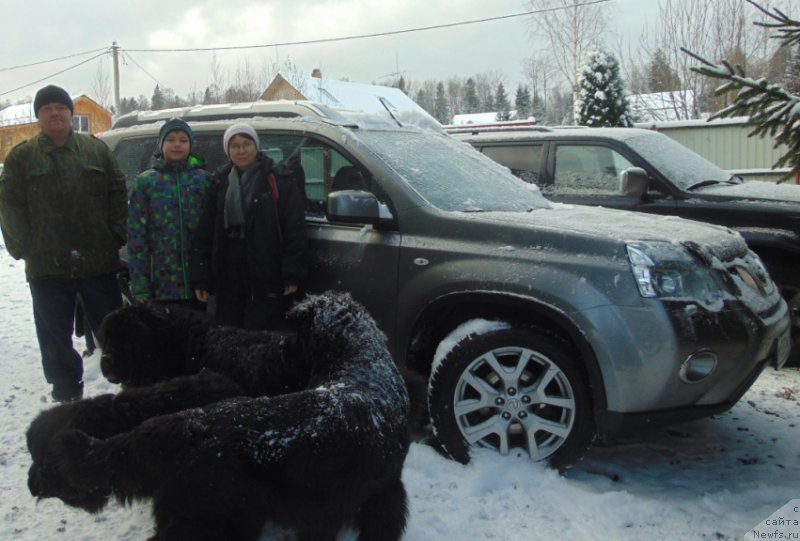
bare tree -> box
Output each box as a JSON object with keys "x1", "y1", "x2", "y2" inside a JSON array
[
  {"x1": 683, "y1": 0, "x2": 800, "y2": 179},
  {"x1": 474, "y1": 71, "x2": 505, "y2": 112},
  {"x1": 446, "y1": 77, "x2": 463, "y2": 115},
  {"x1": 522, "y1": 53, "x2": 559, "y2": 119},
  {"x1": 637, "y1": 1, "x2": 715, "y2": 119},
  {"x1": 228, "y1": 58, "x2": 262, "y2": 102},
  {"x1": 627, "y1": 0, "x2": 791, "y2": 120},
  {"x1": 90, "y1": 60, "x2": 112, "y2": 111},
  {"x1": 526, "y1": 0, "x2": 609, "y2": 90}
]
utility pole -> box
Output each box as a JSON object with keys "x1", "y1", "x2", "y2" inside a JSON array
[{"x1": 112, "y1": 42, "x2": 120, "y2": 114}]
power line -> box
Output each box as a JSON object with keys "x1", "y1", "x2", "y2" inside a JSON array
[
  {"x1": 0, "y1": 47, "x2": 109, "y2": 73},
  {"x1": 0, "y1": 51, "x2": 109, "y2": 97},
  {"x1": 123, "y1": 0, "x2": 610, "y2": 53},
  {"x1": 0, "y1": 0, "x2": 611, "y2": 100},
  {"x1": 120, "y1": 51, "x2": 161, "y2": 86}
]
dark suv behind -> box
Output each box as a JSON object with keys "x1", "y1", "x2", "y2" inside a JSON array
[
  {"x1": 451, "y1": 125, "x2": 800, "y2": 365},
  {"x1": 98, "y1": 104, "x2": 790, "y2": 468}
]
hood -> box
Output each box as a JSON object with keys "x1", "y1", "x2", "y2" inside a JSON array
[
  {"x1": 699, "y1": 181, "x2": 800, "y2": 204},
  {"x1": 472, "y1": 203, "x2": 749, "y2": 261}
]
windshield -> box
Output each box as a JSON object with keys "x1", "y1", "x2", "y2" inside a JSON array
[
  {"x1": 357, "y1": 130, "x2": 552, "y2": 212},
  {"x1": 625, "y1": 132, "x2": 731, "y2": 190}
]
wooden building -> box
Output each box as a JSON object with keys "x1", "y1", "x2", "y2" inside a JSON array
[
  {"x1": 0, "y1": 95, "x2": 111, "y2": 163},
  {"x1": 261, "y1": 69, "x2": 439, "y2": 129}
]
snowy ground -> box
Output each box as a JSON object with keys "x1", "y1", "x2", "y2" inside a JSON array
[{"x1": 0, "y1": 246, "x2": 798, "y2": 541}]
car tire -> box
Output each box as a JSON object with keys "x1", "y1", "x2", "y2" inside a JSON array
[
  {"x1": 763, "y1": 260, "x2": 800, "y2": 367},
  {"x1": 428, "y1": 326, "x2": 595, "y2": 470}
]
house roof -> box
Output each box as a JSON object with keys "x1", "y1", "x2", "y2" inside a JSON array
[
  {"x1": 0, "y1": 103, "x2": 36, "y2": 127},
  {"x1": 629, "y1": 91, "x2": 697, "y2": 122},
  {"x1": 451, "y1": 111, "x2": 522, "y2": 125},
  {"x1": 0, "y1": 95, "x2": 108, "y2": 127},
  {"x1": 265, "y1": 72, "x2": 440, "y2": 130}
]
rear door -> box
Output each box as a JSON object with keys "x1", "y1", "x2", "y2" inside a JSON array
[{"x1": 259, "y1": 131, "x2": 402, "y2": 338}]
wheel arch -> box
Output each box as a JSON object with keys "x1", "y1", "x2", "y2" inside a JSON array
[
  {"x1": 404, "y1": 291, "x2": 608, "y2": 412},
  {"x1": 739, "y1": 231, "x2": 800, "y2": 266}
]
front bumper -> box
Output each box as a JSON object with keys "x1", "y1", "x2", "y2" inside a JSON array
[{"x1": 577, "y1": 295, "x2": 790, "y2": 437}]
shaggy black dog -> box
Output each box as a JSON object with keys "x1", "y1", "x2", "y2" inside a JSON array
[
  {"x1": 27, "y1": 369, "x2": 244, "y2": 512},
  {"x1": 29, "y1": 292, "x2": 411, "y2": 541},
  {"x1": 97, "y1": 302, "x2": 308, "y2": 395},
  {"x1": 27, "y1": 302, "x2": 309, "y2": 507}
]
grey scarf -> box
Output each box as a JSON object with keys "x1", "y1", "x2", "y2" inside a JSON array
[{"x1": 224, "y1": 161, "x2": 261, "y2": 233}]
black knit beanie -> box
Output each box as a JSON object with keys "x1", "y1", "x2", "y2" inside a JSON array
[
  {"x1": 33, "y1": 85, "x2": 74, "y2": 117},
  {"x1": 158, "y1": 118, "x2": 194, "y2": 153}
]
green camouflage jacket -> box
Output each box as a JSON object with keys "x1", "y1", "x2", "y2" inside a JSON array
[{"x1": 0, "y1": 131, "x2": 127, "y2": 280}]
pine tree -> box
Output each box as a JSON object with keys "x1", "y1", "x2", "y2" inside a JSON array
[
  {"x1": 573, "y1": 47, "x2": 633, "y2": 127},
  {"x1": 495, "y1": 83, "x2": 511, "y2": 121},
  {"x1": 397, "y1": 76, "x2": 407, "y2": 95},
  {"x1": 515, "y1": 84, "x2": 532, "y2": 119},
  {"x1": 682, "y1": 0, "x2": 800, "y2": 180},
  {"x1": 415, "y1": 88, "x2": 433, "y2": 117},
  {"x1": 647, "y1": 49, "x2": 681, "y2": 92},
  {"x1": 433, "y1": 82, "x2": 450, "y2": 124},
  {"x1": 151, "y1": 85, "x2": 165, "y2": 111},
  {"x1": 463, "y1": 78, "x2": 479, "y2": 114}
]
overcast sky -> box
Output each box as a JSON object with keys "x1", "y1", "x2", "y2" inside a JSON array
[{"x1": 1, "y1": 0, "x2": 660, "y2": 107}]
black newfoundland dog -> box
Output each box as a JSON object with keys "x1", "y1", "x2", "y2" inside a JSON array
[{"x1": 27, "y1": 292, "x2": 411, "y2": 541}]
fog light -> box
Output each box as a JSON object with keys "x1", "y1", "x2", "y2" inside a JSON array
[{"x1": 679, "y1": 351, "x2": 717, "y2": 383}]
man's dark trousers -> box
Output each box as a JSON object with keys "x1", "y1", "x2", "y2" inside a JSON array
[{"x1": 29, "y1": 273, "x2": 121, "y2": 396}]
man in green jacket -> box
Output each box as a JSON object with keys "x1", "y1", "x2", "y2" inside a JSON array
[{"x1": 0, "y1": 85, "x2": 127, "y2": 402}]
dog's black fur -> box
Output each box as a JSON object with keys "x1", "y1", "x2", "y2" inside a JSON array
[
  {"x1": 28, "y1": 292, "x2": 411, "y2": 541},
  {"x1": 97, "y1": 302, "x2": 308, "y2": 396}
]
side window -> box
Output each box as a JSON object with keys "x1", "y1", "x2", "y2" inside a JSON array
[
  {"x1": 192, "y1": 135, "x2": 228, "y2": 172},
  {"x1": 553, "y1": 145, "x2": 633, "y2": 194},
  {"x1": 481, "y1": 144, "x2": 543, "y2": 184},
  {"x1": 111, "y1": 137, "x2": 158, "y2": 193},
  {"x1": 257, "y1": 133, "x2": 374, "y2": 215}
]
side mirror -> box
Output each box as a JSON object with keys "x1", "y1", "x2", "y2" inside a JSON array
[
  {"x1": 620, "y1": 167, "x2": 649, "y2": 198},
  {"x1": 326, "y1": 190, "x2": 394, "y2": 224}
]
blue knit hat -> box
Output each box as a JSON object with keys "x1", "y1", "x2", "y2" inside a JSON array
[{"x1": 158, "y1": 118, "x2": 193, "y2": 152}]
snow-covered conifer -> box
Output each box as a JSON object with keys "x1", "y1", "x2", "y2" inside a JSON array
[{"x1": 573, "y1": 47, "x2": 633, "y2": 127}]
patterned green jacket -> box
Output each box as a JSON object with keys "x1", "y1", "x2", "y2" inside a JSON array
[
  {"x1": 0, "y1": 131, "x2": 127, "y2": 280},
  {"x1": 127, "y1": 154, "x2": 212, "y2": 301}
]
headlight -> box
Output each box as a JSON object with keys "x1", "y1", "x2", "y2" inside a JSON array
[{"x1": 626, "y1": 242, "x2": 723, "y2": 305}]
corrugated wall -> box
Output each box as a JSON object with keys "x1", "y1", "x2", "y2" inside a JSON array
[{"x1": 644, "y1": 119, "x2": 792, "y2": 182}]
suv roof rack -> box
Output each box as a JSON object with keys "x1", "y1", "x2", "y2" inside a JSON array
[
  {"x1": 443, "y1": 122, "x2": 552, "y2": 135},
  {"x1": 111, "y1": 100, "x2": 336, "y2": 129}
]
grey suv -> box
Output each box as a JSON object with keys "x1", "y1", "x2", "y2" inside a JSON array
[
  {"x1": 98, "y1": 103, "x2": 790, "y2": 468},
  {"x1": 451, "y1": 125, "x2": 800, "y2": 365}
]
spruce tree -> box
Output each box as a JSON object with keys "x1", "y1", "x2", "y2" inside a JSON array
[
  {"x1": 573, "y1": 47, "x2": 632, "y2": 127},
  {"x1": 495, "y1": 82, "x2": 511, "y2": 121},
  {"x1": 682, "y1": 0, "x2": 800, "y2": 180},
  {"x1": 464, "y1": 78, "x2": 480, "y2": 114},
  {"x1": 515, "y1": 84, "x2": 532, "y2": 119},
  {"x1": 434, "y1": 82, "x2": 450, "y2": 124},
  {"x1": 648, "y1": 49, "x2": 681, "y2": 92},
  {"x1": 151, "y1": 85, "x2": 164, "y2": 111}
]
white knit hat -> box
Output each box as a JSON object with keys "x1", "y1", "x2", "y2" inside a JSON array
[{"x1": 222, "y1": 123, "x2": 259, "y2": 157}]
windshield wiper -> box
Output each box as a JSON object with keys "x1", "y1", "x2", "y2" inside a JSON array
[
  {"x1": 727, "y1": 174, "x2": 744, "y2": 184},
  {"x1": 686, "y1": 179, "x2": 727, "y2": 191}
]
